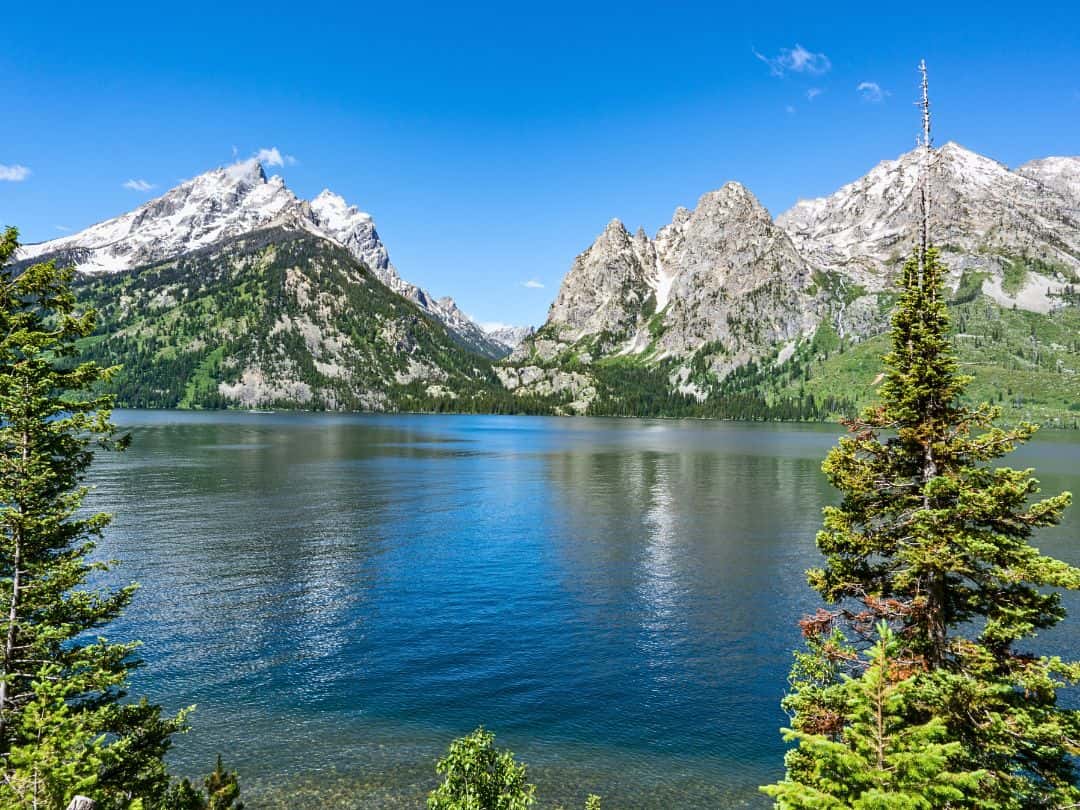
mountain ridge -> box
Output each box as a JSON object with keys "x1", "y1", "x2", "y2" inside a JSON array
[
  {"x1": 17, "y1": 159, "x2": 507, "y2": 358},
  {"x1": 501, "y1": 143, "x2": 1080, "y2": 417}
]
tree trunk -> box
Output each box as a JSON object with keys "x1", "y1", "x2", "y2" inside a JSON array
[{"x1": 0, "y1": 429, "x2": 28, "y2": 750}]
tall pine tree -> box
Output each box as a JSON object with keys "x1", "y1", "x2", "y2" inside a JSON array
[
  {"x1": 0, "y1": 227, "x2": 199, "y2": 809},
  {"x1": 763, "y1": 63, "x2": 1080, "y2": 808}
]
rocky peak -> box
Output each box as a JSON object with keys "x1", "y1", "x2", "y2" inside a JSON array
[
  {"x1": 539, "y1": 218, "x2": 655, "y2": 348},
  {"x1": 1017, "y1": 155, "x2": 1080, "y2": 205},
  {"x1": 777, "y1": 141, "x2": 1080, "y2": 291},
  {"x1": 309, "y1": 188, "x2": 394, "y2": 284},
  {"x1": 16, "y1": 160, "x2": 505, "y2": 357},
  {"x1": 223, "y1": 157, "x2": 269, "y2": 186}
]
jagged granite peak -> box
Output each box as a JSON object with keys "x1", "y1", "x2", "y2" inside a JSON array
[
  {"x1": 512, "y1": 181, "x2": 820, "y2": 376},
  {"x1": 308, "y1": 189, "x2": 394, "y2": 285},
  {"x1": 17, "y1": 159, "x2": 305, "y2": 273},
  {"x1": 530, "y1": 217, "x2": 656, "y2": 354},
  {"x1": 777, "y1": 142, "x2": 1080, "y2": 296},
  {"x1": 18, "y1": 160, "x2": 505, "y2": 358},
  {"x1": 649, "y1": 182, "x2": 818, "y2": 362},
  {"x1": 505, "y1": 142, "x2": 1080, "y2": 411}
]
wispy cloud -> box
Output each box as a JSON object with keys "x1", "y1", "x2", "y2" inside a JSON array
[
  {"x1": 754, "y1": 44, "x2": 831, "y2": 77},
  {"x1": 806, "y1": 87, "x2": 823, "y2": 101},
  {"x1": 785, "y1": 105, "x2": 796, "y2": 115},
  {"x1": 857, "y1": 81, "x2": 888, "y2": 103},
  {"x1": 255, "y1": 147, "x2": 297, "y2": 167},
  {"x1": 123, "y1": 178, "x2": 156, "y2": 191},
  {"x1": 55, "y1": 225, "x2": 71, "y2": 232},
  {"x1": 521, "y1": 279, "x2": 544, "y2": 289},
  {"x1": 0, "y1": 163, "x2": 31, "y2": 182}
]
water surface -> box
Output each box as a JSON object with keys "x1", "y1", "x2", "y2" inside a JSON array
[{"x1": 88, "y1": 412, "x2": 1080, "y2": 808}]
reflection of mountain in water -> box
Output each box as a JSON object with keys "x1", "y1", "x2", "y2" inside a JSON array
[{"x1": 540, "y1": 437, "x2": 835, "y2": 689}]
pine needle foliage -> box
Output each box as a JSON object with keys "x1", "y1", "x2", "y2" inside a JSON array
[
  {"x1": 0, "y1": 227, "x2": 228, "y2": 809},
  {"x1": 762, "y1": 243, "x2": 1080, "y2": 807},
  {"x1": 764, "y1": 623, "x2": 987, "y2": 808}
]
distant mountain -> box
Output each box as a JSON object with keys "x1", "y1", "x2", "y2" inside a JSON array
[
  {"x1": 482, "y1": 323, "x2": 535, "y2": 353},
  {"x1": 503, "y1": 144, "x2": 1080, "y2": 420},
  {"x1": 778, "y1": 143, "x2": 1080, "y2": 307},
  {"x1": 14, "y1": 144, "x2": 1079, "y2": 421},
  {"x1": 17, "y1": 159, "x2": 505, "y2": 358}
]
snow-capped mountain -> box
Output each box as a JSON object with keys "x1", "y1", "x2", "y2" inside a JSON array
[
  {"x1": 481, "y1": 323, "x2": 535, "y2": 352},
  {"x1": 18, "y1": 159, "x2": 504, "y2": 357},
  {"x1": 1016, "y1": 156, "x2": 1080, "y2": 207},
  {"x1": 505, "y1": 143, "x2": 1080, "y2": 410},
  {"x1": 777, "y1": 143, "x2": 1080, "y2": 296},
  {"x1": 18, "y1": 159, "x2": 302, "y2": 273}
]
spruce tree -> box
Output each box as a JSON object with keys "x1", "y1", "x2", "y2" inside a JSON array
[
  {"x1": 0, "y1": 227, "x2": 193, "y2": 809},
  {"x1": 763, "y1": 64, "x2": 1080, "y2": 808},
  {"x1": 763, "y1": 623, "x2": 987, "y2": 808}
]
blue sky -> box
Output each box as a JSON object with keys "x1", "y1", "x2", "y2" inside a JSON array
[{"x1": 2, "y1": 1, "x2": 1078, "y2": 328}]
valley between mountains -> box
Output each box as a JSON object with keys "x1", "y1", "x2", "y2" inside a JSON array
[{"x1": 17, "y1": 144, "x2": 1080, "y2": 423}]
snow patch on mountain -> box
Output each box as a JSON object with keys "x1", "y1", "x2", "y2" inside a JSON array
[
  {"x1": 481, "y1": 323, "x2": 536, "y2": 351},
  {"x1": 18, "y1": 161, "x2": 503, "y2": 356}
]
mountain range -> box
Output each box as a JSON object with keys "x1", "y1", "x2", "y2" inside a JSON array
[
  {"x1": 504, "y1": 142, "x2": 1080, "y2": 420},
  {"x1": 17, "y1": 158, "x2": 508, "y2": 358},
  {"x1": 13, "y1": 143, "x2": 1080, "y2": 421}
]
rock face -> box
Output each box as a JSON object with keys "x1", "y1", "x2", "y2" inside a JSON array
[
  {"x1": 778, "y1": 143, "x2": 1080, "y2": 289},
  {"x1": 540, "y1": 218, "x2": 657, "y2": 353},
  {"x1": 18, "y1": 161, "x2": 504, "y2": 358},
  {"x1": 512, "y1": 183, "x2": 822, "y2": 380},
  {"x1": 1016, "y1": 155, "x2": 1080, "y2": 207},
  {"x1": 648, "y1": 183, "x2": 819, "y2": 368},
  {"x1": 482, "y1": 323, "x2": 536, "y2": 353},
  {"x1": 505, "y1": 143, "x2": 1080, "y2": 405}
]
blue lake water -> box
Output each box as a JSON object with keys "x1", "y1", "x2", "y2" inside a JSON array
[{"x1": 87, "y1": 412, "x2": 1080, "y2": 808}]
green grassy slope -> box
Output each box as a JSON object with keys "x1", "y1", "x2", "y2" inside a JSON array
[{"x1": 771, "y1": 297, "x2": 1080, "y2": 426}]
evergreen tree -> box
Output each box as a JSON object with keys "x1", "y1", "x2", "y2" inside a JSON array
[
  {"x1": 763, "y1": 65, "x2": 1080, "y2": 806},
  {"x1": 0, "y1": 227, "x2": 229, "y2": 809},
  {"x1": 763, "y1": 623, "x2": 987, "y2": 808},
  {"x1": 162, "y1": 756, "x2": 244, "y2": 810}
]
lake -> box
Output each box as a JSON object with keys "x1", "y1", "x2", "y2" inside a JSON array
[{"x1": 87, "y1": 412, "x2": 1080, "y2": 808}]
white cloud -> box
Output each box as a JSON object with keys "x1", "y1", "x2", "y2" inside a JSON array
[
  {"x1": 0, "y1": 164, "x2": 31, "y2": 182},
  {"x1": 754, "y1": 44, "x2": 831, "y2": 77},
  {"x1": 255, "y1": 147, "x2": 297, "y2": 167},
  {"x1": 785, "y1": 105, "x2": 797, "y2": 115},
  {"x1": 55, "y1": 225, "x2": 70, "y2": 232},
  {"x1": 857, "y1": 81, "x2": 888, "y2": 103},
  {"x1": 806, "y1": 87, "x2": 823, "y2": 101},
  {"x1": 521, "y1": 279, "x2": 544, "y2": 289},
  {"x1": 123, "y1": 178, "x2": 156, "y2": 191}
]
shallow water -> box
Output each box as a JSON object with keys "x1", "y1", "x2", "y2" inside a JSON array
[{"x1": 87, "y1": 412, "x2": 1080, "y2": 807}]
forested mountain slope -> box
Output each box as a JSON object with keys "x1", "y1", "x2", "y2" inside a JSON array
[{"x1": 73, "y1": 228, "x2": 555, "y2": 412}]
